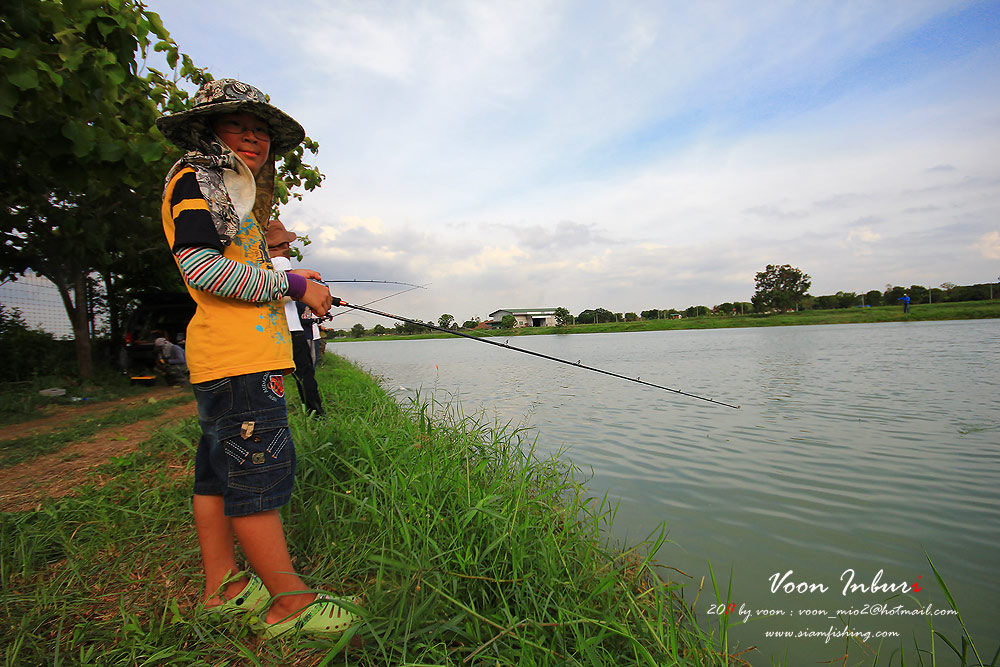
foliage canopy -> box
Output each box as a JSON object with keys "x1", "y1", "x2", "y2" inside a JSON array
[
  {"x1": 752, "y1": 264, "x2": 811, "y2": 312},
  {"x1": 0, "y1": 0, "x2": 324, "y2": 377}
]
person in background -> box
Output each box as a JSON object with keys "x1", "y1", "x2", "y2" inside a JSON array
[
  {"x1": 300, "y1": 306, "x2": 323, "y2": 366},
  {"x1": 266, "y1": 219, "x2": 325, "y2": 416},
  {"x1": 154, "y1": 336, "x2": 188, "y2": 386},
  {"x1": 311, "y1": 313, "x2": 324, "y2": 365}
]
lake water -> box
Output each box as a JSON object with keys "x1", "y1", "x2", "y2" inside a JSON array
[{"x1": 330, "y1": 320, "x2": 1000, "y2": 663}]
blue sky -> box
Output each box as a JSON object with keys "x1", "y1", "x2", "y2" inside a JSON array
[{"x1": 145, "y1": 0, "x2": 1000, "y2": 326}]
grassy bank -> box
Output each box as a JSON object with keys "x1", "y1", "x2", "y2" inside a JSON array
[
  {"x1": 340, "y1": 300, "x2": 1000, "y2": 342},
  {"x1": 1, "y1": 356, "x2": 731, "y2": 666}
]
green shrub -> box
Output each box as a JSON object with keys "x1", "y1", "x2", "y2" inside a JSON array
[{"x1": 0, "y1": 307, "x2": 75, "y2": 382}]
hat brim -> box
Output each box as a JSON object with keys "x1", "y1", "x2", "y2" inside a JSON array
[
  {"x1": 265, "y1": 222, "x2": 298, "y2": 247},
  {"x1": 156, "y1": 100, "x2": 305, "y2": 154}
]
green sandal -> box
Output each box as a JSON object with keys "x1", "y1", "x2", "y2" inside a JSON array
[
  {"x1": 213, "y1": 573, "x2": 271, "y2": 615},
  {"x1": 259, "y1": 594, "x2": 360, "y2": 639}
]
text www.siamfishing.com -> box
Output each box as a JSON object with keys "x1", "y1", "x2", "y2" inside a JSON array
[{"x1": 765, "y1": 627, "x2": 900, "y2": 644}]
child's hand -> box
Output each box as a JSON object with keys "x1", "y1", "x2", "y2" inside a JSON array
[
  {"x1": 289, "y1": 269, "x2": 323, "y2": 281},
  {"x1": 300, "y1": 279, "x2": 333, "y2": 316}
]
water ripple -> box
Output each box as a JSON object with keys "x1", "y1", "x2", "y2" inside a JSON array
[{"x1": 332, "y1": 319, "x2": 1000, "y2": 659}]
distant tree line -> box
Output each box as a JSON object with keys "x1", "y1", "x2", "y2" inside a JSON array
[
  {"x1": 336, "y1": 270, "x2": 998, "y2": 337},
  {"x1": 815, "y1": 282, "x2": 998, "y2": 309}
]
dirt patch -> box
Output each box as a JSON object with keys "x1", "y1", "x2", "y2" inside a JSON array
[
  {"x1": 3, "y1": 385, "x2": 186, "y2": 440},
  {"x1": 0, "y1": 397, "x2": 197, "y2": 513}
]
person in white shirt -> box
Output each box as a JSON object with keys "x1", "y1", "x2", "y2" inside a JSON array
[{"x1": 265, "y1": 219, "x2": 325, "y2": 416}]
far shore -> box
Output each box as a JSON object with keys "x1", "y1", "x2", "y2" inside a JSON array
[{"x1": 331, "y1": 300, "x2": 1000, "y2": 343}]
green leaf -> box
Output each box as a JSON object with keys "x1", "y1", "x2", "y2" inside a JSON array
[
  {"x1": 6, "y1": 62, "x2": 39, "y2": 91},
  {"x1": 145, "y1": 11, "x2": 169, "y2": 40},
  {"x1": 0, "y1": 83, "x2": 17, "y2": 118},
  {"x1": 136, "y1": 139, "x2": 163, "y2": 164},
  {"x1": 52, "y1": 27, "x2": 78, "y2": 42},
  {"x1": 61, "y1": 120, "x2": 95, "y2": 157},
  {"x1": 96, "y1": 18, "x2": 116, "y2": 38},
  {"x1": 0, "y1": 48, "x2": 20, "y2": 60},
  {"x1": 104, "y1": 63, "x2": 126, "y2": 88},
  {"x1": 97, "y1": 138, "x2": 126, "y2": 162},
  {"x1": 36, "y1": 60, "x2": 64, "y2": 87}
]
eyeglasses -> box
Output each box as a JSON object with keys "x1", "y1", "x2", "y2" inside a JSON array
[{"x1": 214, "y1": 118, "x2": 271, "y2": 141}]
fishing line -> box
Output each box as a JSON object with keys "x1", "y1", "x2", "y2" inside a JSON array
[
  {"x1": 324, "y1": 296, "x2": 740, "y2": 409},
  {"x1": 321, "y1": 280, "x2": 428, "y2": 319},
  {"x1": 323, "y1": 279, "x2": 425, "y2": 288},
  {"x1": 323, "y1": 283, "x2": 429, "y2": 319}
]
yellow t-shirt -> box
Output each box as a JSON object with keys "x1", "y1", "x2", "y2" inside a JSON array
[{"x1": 161, "y1": 168, "x2": 293, "y2": 384}]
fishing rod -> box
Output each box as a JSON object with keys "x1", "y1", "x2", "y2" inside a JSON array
[{"x1": 324, "y1": 296, "x2": 740, "y2": 409}]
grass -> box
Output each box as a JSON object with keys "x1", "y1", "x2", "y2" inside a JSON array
[
  {"x1": 338, "y1": 300, "x2": 1000, "y2": 342},
  {"x1": 1, "y1": 355, "x2": 994, "y2": 666},
  {"x1": 0, "y1": 356, "x2": 734, "y2": 666}
]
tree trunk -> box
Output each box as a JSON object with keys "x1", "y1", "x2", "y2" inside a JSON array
[
  {"x1": 73, "y1": 273, "x2": 93, "y2": 378},
  {"x1": 52, "y1": 270, "x2": 94, "y2": 379}
]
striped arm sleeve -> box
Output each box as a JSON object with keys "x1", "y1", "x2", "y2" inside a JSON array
[
  {"x1": 175, "y1": 246, "x2": 290, "y2": 302},
  {"x1": 170, "y1": 170, "x2": 224, "y2": 252}
]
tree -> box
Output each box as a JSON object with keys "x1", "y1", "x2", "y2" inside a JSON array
[
  {"x1": 372, "y1": 324, "x2": 387, "y2": 335},
  {"x1": 0, "y1": 1, "x2": 324, "y2": 378},
  {"x1": 752, "y1": 264, "x2": 811, "y2": 312},
  {"x1": 715, "y1": 302, "x2": 734, "y2": 315},
  {"x1": 836, "y1": 291, "x2": 857, "y2": 309},
  {"x1": 438, "y1": 313, "x2": 454, "y2": 329},
  {"x1": 461, "y1": 319, "x2": 478, "y2": 329},
  {"x1": 684, "y1": 305, "x2": 709, "y2": 318},
  {"x1": 813, "y1": 295, "x2": 839, "y2": 310},
  {"x1": 907, "y1": 285, "x2": 928, "y2": 304},
  {"x1": 624, "y1": 312, "x2": 638, "y2": 322},
  {"x1": 865, "y1": 290, "x2": 882, "y2": 307},
  {"x1": 1, "y1": 0, "x2": 201, "y2": 377},
  {"x1": 553, "y1": 307, "x2": 572, "y2": 327},
  {"x1": 577, "y1": 308, "x2": 616, "y2": 324},
  {"x1": 500, "y1": 314, "x2": 516, "y2": 329},
  {"x1": 350, "y1": 323, "x2": 366, "y2": 338},
  {"x1": 401, "y1": 320, "x2": 424, "y2": 334}
]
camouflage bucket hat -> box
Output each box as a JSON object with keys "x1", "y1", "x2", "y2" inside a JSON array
[{"x1": 156, "y1": 78, "x2": 305, "y2": 154}]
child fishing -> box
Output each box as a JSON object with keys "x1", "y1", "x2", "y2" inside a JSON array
[{"x1": 156, "y1": 78, "x2": 359, "y2": 639}]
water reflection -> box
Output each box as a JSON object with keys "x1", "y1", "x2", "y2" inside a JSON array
[{"x1": 331, "y1": 320, "x2": 1000, "y2": 663}]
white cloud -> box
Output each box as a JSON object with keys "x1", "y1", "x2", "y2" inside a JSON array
[
  {"x1": 848, "y1": 227, "x2": 882, "y2": 243},
  {"x1": 980, "y1": 231, "x2": 1000, "y2": 260}
]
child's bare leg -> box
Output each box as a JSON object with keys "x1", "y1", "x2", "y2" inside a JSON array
[
  {"x1": 193, "y1": 493, "x2": 248, "y2": 605},
  {"x1": 231, "y1": 508, "x2": 316, "y2": 624}
]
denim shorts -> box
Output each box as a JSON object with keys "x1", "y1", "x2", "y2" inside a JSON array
[{"x1": 192, "y1": 371, "x2": 296, "y2": 517}]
